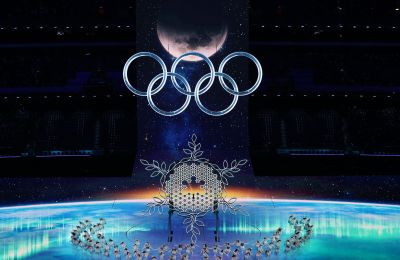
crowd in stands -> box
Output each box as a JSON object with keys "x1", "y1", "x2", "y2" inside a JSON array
[
  {"x1": 2, "y1": 0, "x2": 399, "y2": 28},
  {"x1": 314, "y1": 52, "x2": 400, "y2": 86},
  {"x1": 0, "y1": 0, "x2": 135, "y2": 27},
  {"x1": 1, "y1": 0, "x2": 400, "y2": 159},
  {"x1": 252, "y1": 50, "x2": 400, "y2": 89},
  {"x1": 0, "y1": 55, "x2": 72, "y2": 87},
  {"x1": 0, "y1": 49, "x2": 127, "y2": 89},
  {"x1": 250, "y1": 0, "x2": 400, "y2": 26},
  {"x1": 1, "y1": 49, "x2": 400, "y2": 90},
  {"x1": 250, "y1": 105, "x2": 400, "y2": 154},
  {"x1": 0, "y1": 103, "x2": 136, "y2": 156}
]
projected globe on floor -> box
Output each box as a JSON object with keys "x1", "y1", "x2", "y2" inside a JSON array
[{"x1": 1, "y1": 200, "x2": 400, "y2": 259}]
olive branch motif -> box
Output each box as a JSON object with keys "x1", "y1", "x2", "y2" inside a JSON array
[
  {"x1": 182, "y1": 212, "x2": 207, "y2": 243},
  {"x1": 140, "y1": 134, "x2": 248, "y2": 243}
]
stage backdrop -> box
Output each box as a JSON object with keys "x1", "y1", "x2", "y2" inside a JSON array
[{"x1": 131, "y1": 0, "x2": 254, "y2": 183}]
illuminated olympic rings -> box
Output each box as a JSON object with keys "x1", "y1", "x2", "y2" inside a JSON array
[{"x1": 122, "y1": 51, "x2": 263, "y2": 116}]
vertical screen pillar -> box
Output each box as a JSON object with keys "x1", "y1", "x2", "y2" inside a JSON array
[{"x1": 132, "y1": 0, "x2": 251, "y2": 183}]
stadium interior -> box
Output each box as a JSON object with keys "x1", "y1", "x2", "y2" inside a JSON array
[{"x1": 1, "y1": 0, "x2": 400, "y2": 176}]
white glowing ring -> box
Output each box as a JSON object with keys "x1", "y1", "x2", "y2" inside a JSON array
[
  {"x1": 147, "y1": 72, "x2": 191, "y2": 117},
  {"x1": 218, "y1": 52, "x2": 263, "y2": 96},
  {"x1": 123, "y1": 52, "x2": 167, "y2": 96},
  {"x1": 170, "y1": 52, "x2": 215, "y2": 96},
  {"x1": 122, "y1": 51, "x2": 263, "y2": 116},
  {"x1": 194, "y1": 72, "x2": 239, "y2": 117}
]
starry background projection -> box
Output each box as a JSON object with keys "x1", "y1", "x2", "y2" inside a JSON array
[{"x1": 130, "y1": 0, "x2": 254, "y2": 181}]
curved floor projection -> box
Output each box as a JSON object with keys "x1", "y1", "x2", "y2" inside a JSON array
[{"x1": 1, "y1": 200, "x2": 400, "y2": 259}]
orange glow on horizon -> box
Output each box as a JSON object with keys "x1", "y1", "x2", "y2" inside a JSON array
[{"x1": 105, "y1": 186, "x2": 283, "y2": 200}]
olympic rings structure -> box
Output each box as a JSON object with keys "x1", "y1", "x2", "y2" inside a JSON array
[{"x1": 122, "y1": 51, "x2": 263, "y2": 116}]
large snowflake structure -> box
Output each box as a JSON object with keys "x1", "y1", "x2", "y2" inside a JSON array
[
  {"x1": 140, "y1": 134, "x2": 248, "y2": 243},
  {"x1": 165, "y1": 163, "x2": 222, "y2": 213}
]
